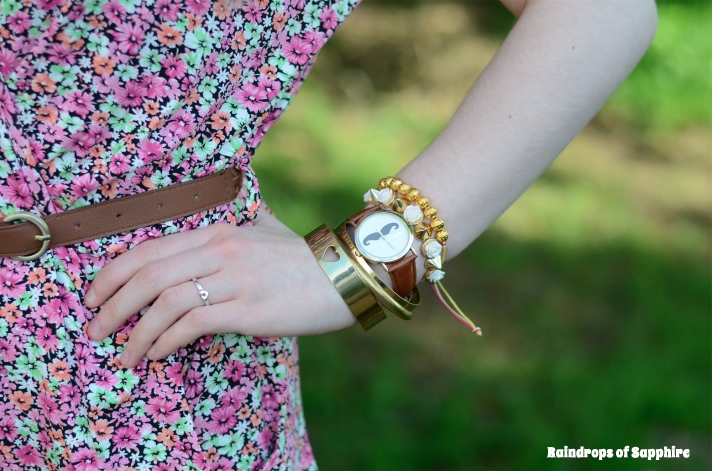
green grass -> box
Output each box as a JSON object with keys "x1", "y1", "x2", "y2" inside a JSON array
[{"x1": 252, "y1": 1, "x2": 711, "y2": 469}]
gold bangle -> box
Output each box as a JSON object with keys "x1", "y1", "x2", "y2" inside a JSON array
[
  {"x1": 334, "y1": 222, "x2": 420, "y2": 320},
  {"x1": 304, "y1": 224, "x2": 387, "y2": 330}
]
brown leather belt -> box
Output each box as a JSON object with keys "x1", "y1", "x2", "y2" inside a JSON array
[{"x1": 0, "y1": 168, "x2": 242, "y2": 261}]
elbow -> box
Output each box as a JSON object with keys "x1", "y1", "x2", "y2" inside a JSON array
[
  {"x1": 632, "y1": 0, "x2": 659, "y2": 56},
  {"x1": 535, "y1": 0, "x2": 659, "y2": 62},
  {"x1": 593, "y1": 0, "x2": 659, "y2": 53},
  {"x1": 614, "y1": 0, "x2": 658, "y2": 69},
  {"x1": 602, "y1": 0, "x2": 658, "y2": 54},
  {"x1": 524, "y1": 0, "x2": 659, "y2": 53}
]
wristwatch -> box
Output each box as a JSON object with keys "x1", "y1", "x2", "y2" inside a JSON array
[
  {"x1": 335, "y1": 221, "x2": 420, "y2": 322},
  {"x1": 344, "y1": 205, "x2": 418, "y2": 298}
]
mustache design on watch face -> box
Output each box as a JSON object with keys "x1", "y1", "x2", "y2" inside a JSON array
[{"x1": 362, "y1": 222, "x2": 400, "y2": 246}]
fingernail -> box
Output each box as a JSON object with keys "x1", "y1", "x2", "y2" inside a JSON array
[
  {"x1": 87, "y1": 321, "x2": 101, "y2": 340},
  {"x1": 85, "y1": 288, "x2": 96, "y2": 307},
  {"x1": 120, "y1": 350, "x2": 131, "y2": 367},
  {"x1": 147, "y1": 346, "x2": 156, "y2": 358}
]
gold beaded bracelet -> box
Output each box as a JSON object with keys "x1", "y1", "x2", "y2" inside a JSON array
[{"x1": 375, "y1": 176, "x2": 448, "y2": 284}]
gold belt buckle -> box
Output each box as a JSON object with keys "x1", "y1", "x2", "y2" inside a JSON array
[{"x1": 4, "y1": 211, "x2": 51, "y2": 261}]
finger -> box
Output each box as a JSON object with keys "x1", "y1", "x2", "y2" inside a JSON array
[
  {"x1": 119, "y1": 274, "x2": 233, "y2": 369},
  {"x1": 145, "y1": 300, "x2": 242, "y2": 363},
  {"x1": 85, "y1": 223, "x2": 229, "y2": 308},
  {"x1": 87, "y1": 247, "x2": 222, "y2": 341}
]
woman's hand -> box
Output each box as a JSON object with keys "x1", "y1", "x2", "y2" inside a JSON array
[{"x1": 84, "y1": 210, "x2": 357, "y2": 369}]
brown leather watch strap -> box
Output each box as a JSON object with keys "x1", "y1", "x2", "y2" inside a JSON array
[
  {"x1": 347, "y1": 205, "x2": 379, "y2": 227},
  {"x1": 0, "y1": 168, "x2": 242, "y2": 259},
  {"x1": 386, "y1": 250, "x2": 417, "y2": 298},
  {"x1": 345, "y1": 204, "x2": 418, "y2": 298}
]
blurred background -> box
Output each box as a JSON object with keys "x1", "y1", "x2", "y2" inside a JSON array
[{"x1": 252, "y1": 0, "x2": 711, "y2": 470}]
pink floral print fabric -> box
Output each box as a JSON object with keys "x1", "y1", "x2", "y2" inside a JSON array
[{"x1": 0, "y1": 0, "x2": 361, "y2": 468}]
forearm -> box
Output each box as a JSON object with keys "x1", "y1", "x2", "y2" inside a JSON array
[{"x1": 395, "y1": 0, "x2": 657, "y2": 281}]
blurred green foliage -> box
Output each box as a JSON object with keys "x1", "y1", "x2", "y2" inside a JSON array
[
  {"x1": 252, "y1": 1, "x2": 711, "y2": 470},
  {"x1": 609, "y1": 1, "x2": 711, "y2": 133}
]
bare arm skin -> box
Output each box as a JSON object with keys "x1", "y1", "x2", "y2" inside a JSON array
[{"x1": 394, "y1": 0, "x2": 659, "y2": 283}]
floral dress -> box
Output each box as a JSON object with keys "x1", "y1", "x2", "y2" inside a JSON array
[{"x1": 0, "y1": 0, "x2": 360, "y2": 468}]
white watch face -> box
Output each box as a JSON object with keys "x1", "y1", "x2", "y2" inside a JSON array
[{"x1": 354, "y1": 211, "x2": 414, "y2": 263}]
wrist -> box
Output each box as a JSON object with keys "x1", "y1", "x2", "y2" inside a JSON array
[{"x1": 306, "y1": 175, "x2": 478, "y2": 333}]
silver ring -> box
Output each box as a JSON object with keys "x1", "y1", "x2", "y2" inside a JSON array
[{"x1": 191, "y1": 277, "x2": 210, "y2": 306}]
